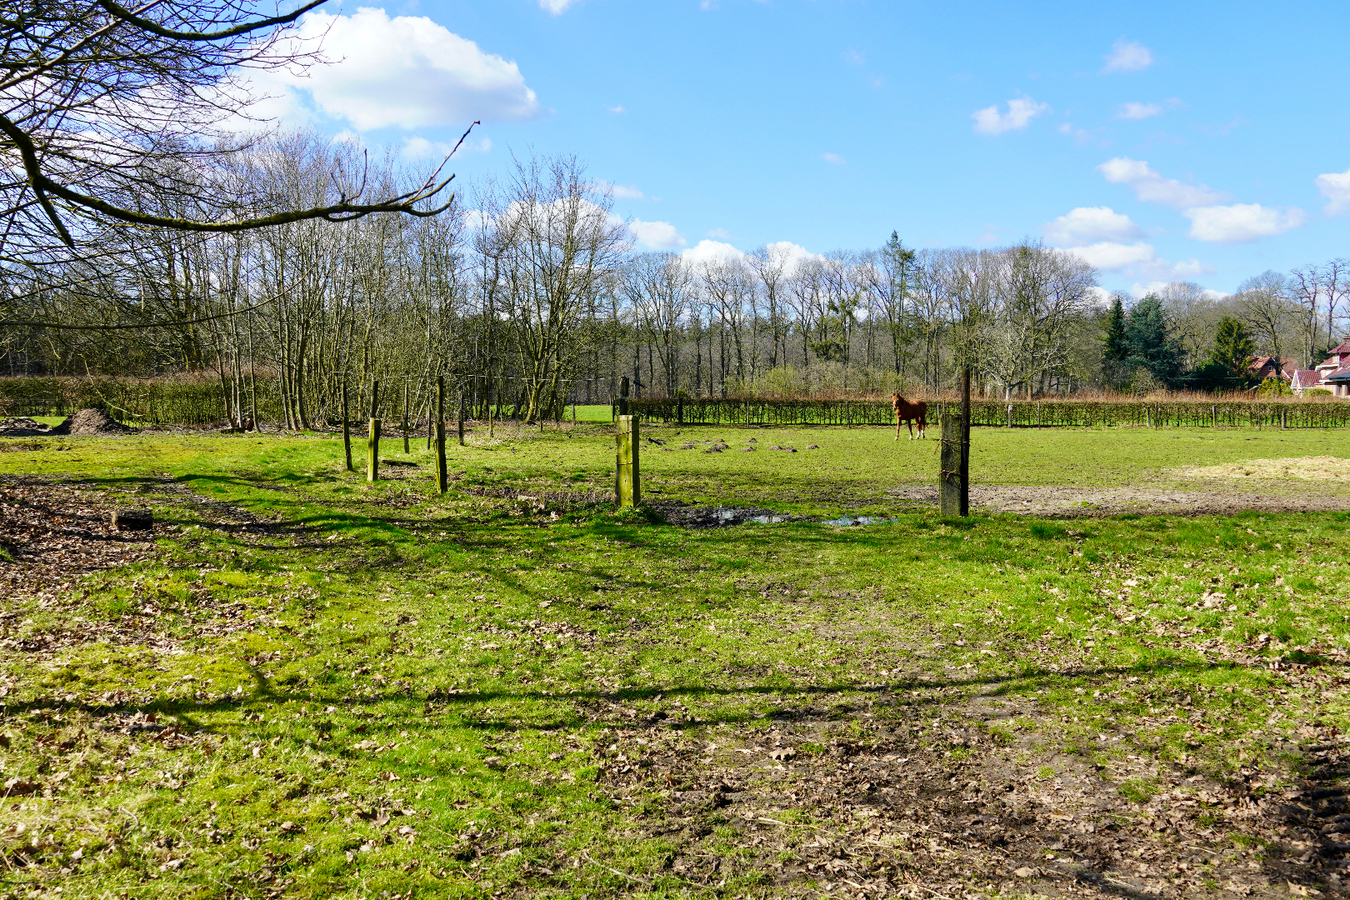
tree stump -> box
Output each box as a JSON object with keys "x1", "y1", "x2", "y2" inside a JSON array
[{"x1": 112, "y1": 509, "x2": 153, "y2": 531}]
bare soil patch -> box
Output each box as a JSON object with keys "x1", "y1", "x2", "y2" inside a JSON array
[
  {"x1": 593, "y1": 689, "x2": 1350, "y2": 898},
  {"x1": 882, "y1": 483, "x2": 1350, "y2": 518}
]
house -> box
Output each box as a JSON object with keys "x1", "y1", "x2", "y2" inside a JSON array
[
  {"x1": 1315, "y1": 339, "x2": 1350, "y2": 379},
  {"x1": 1291, "y1": 369, "x2": 1325, "y2": 396},
  {"x1": 1324, "y1": 368, "x2": 1350, "y2": 398},
  {"x1": 1248, "y1": 356, "x2": 1297, "y2": 382}
]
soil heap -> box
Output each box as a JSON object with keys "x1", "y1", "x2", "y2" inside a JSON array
[
  {"x1": 0, "y1": 416, "x2": 54, "y2": 436},
  {"x1": 60, "y1": 408, "x2": 136, "y2": 435}
]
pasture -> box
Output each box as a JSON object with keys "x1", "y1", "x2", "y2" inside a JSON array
[{"x1": 2, "y1": 423, "x2": 1350, "y2": 899}]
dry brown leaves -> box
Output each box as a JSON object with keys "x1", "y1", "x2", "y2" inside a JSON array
[{"x1": 588, "y1": 691, "x2": 1350, "y2": 899}]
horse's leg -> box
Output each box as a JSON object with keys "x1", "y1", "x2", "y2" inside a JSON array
[{"x1": 894, "y1": 413, "x2": 900, "y2": 441}]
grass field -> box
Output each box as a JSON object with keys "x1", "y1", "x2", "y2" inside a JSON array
[{"x1": 2, "y1": 423, "x2": 1350, "y2": 899}]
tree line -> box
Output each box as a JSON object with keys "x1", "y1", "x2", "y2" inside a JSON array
[{"x1": 2, "y1": 137, "x2": 1347, "y2": 425}]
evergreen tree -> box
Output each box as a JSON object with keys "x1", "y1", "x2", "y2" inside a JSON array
[
  {"x1": 1124, "y1": 295, "x2": 1185, "y2": 388},
  {"x1": 1207, "y1": 316, "x2": 1257, "y2": 379},
  {"x1": 1100, "y1": 295, "x2": 1130, "y2": 387},
  {"x1": 1103, "y1": 296, "x2": 1127, "y2": 362}
]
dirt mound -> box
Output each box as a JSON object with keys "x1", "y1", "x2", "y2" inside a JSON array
[
  {"x1": 1179, "y1": 455, "x2": 1350, "y2": 481},
  {"x1": 58, "y1": 408, "x2": 136, "y2": 436},
  {"x1": 0, "y1": 416, "x2": 55, "y2": 437}
]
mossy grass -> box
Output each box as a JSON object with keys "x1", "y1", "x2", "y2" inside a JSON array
[{"x1": 1, "y1": 425, "x2": 1348, "y2": 896}]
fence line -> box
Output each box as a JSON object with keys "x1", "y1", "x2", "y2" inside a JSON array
[{"x1": 629, "y1": 397, "x2": 1350, "y2": 429}]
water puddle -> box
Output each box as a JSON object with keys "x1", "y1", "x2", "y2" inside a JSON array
[{"x1": 820, "y1": 515, "x2": 899, "y2": 527}]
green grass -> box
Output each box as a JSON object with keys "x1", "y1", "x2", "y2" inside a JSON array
[{"x1": 1, "y1": 424, "x2": 1348, "y2": 897}]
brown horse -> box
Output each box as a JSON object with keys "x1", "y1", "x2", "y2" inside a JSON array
[{"x1": 893, "y1": 393, "x2": 927, "y2": 440}]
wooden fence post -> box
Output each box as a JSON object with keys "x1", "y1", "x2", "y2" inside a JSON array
[
  {"x1": 458, "y1": 391, "x2": 466, "y2": 446},
  {"x1": 960, "y1": 368, "x2": 970, "y2": 516},
  {"x1": 341, "y1": 374, "x2": 353, "y2": 472},
  {"x1": 615, "y1": 414, "x2": 640, "y2": 507},
  {"x1": 402, "y1": 382, "x2": 410, "y2": 454},
  {"x1": 618, "y1": 376, "x2": 630, "y2": 417},
  {"x1": 435, "y1": 376, "x2": 448, "y2": 494},
  {"x1": 367, "y1": 379, "x2": 381, "y2": 482},
  {"x1": 939, "y1": 413, "x2": 963, "y2": 517}
]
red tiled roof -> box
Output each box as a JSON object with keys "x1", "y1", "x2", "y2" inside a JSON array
[
  {"x1": 1293, "y1": 370, "x2": 1322, "y2": 385},
  {"x1": 1332, "y1": 339, "x2": 1350, "y2": 355}
]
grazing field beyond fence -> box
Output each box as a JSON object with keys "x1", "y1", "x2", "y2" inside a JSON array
[
  {"x1": 5, "y1": 375, "x2": 1350, "y2": 431},
  {"x1": 632, "y1": 395, "x2": 1350, "y2": 429}
]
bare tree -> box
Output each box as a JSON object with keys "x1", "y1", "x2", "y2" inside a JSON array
[
  {"x1": 620, "y1": 253, "x2": 690, "y2": 397},
  {"x1": 486, "y1": 154, "x2": 628, "y2": 422},
  {"x1": 1237, "y1": 271, "x2": 1299, "y2": 367},
  {"x1": 1155, "y1": 281, "x2": 1221, "y2": 370}
]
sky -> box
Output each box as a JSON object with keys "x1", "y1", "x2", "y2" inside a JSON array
[{"x1": 244, "y1": 0, "x2": 1350, "y2": 298}]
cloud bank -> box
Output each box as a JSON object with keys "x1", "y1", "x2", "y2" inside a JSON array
[{"x1": 241, "y1": 8, "x2": 542, "y2": 132}]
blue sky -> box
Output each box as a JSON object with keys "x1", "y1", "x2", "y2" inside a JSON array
[{"x1": 251, "y1": 0, "x2": 1350, "y2": 296}]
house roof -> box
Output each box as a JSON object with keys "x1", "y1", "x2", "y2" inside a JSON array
[
  {"x1": 1249, "y1": 356, "x2": 1297, "y2": 378},
  {"x1": 1318, "y1": 356, "x2": 1341, "y2": 370},
  {"x1": 1293, "y1": 369, "x2": 1322, "y2": 385},
  {"x1": 1332, "y1": 339, "x2": 1350, "y2": 355},
  {"x1": 1325, "y1": 366, "x2": 1350, "y2": 383}
]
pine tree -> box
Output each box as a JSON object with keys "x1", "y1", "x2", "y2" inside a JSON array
[
  {"x1": 1208, "y1": 316, "x2": 1257, "y2": 379},
  {"x1": 1103, "y1": 297, "x2": 1127, "y2": 361},
  {"x1": 1124, "y1": 295, "x2": 1185, "y2": 387}
]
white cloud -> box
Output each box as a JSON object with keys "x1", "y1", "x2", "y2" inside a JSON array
[
  {"x1": 1064, "y1": 242, "x2": 1214, "y2": 280},
  {"x1": 403, "y1": 134, "x2": 490, "y2": 160},
  {"x1": 706, "y1": 228, "x2": 732, "y2": 239},
  {"x1": 1166, "y1": 259, "x2": 1215, "y2": 279},
  {"x1": 681, "y1": 239, "x2": 747, "y2": 267},
  {"x1": 1103, "y1": 40, "x2": 1154, "y2": 73},
  {"x1": 1097, "y1": 157, "x2": 1225, "y2": 208},
  {"x1": 1316, "y1": 168, "x2": 1350, "y2": 215},
  {"x1": 820, "y1": 152, "x2": 846, "y2": 165},
  {"x1": 1132, "y1": 281, "x2": 1227, "y2": 300},
  {"x1": 241, "y1": 8, "x2": 542, "y2": 132},
  {"x1": 763, "y1": 240, "x2": 823, "y2": 277},
  {"x1": 594, "y1": 180, "x2": 644, "y2": 200},
  {"x1": 843, "y1": 48, "x2": 865, "y2": 66},
  {"x1": 1067, "y1": 242, "x2": 1158, "y2": 271},
  {"x1": 1116, "y1": 102, "x2": 1164, "y2": 120},
  {"x1": 607, "y1": 105, "x2": 626, "y2": 114},
  {"x1": 1058, "y1": 122, "x2": 1104, "y2": 147},
  {"x1": 629, "y1": 219, "x2": 685, "y2": 250},
  {"x1": 1044, "y1": 207, "x2": 1145, "y2": 247},
  {"x1": 539, "y1": 0, "x2": 581, "y2": 13},
  {"x1": 972, "y1": 96, "x2": 1050, "y2": 136},
  {"x1": 1184, "y1": 204, "x2": 1306, "y2": 242}
]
